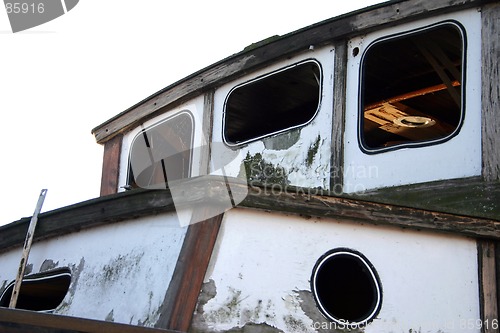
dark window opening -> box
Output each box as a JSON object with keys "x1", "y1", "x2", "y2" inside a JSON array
[
  {"x1": 360, "y1": 21, "x2": 465, "y2": 153},
  {"x1": 128, "y1": 111, "x2": 194, "y2": 189},
  {"x1": 223, "y1": 60, "x2": 322, "y2": 146},
  {"x1": 0, "y1": 268, "x2": 71, "y2": 312},
  {"x1": 311, "y1": 248, "x2": 382, "y2": 327}
]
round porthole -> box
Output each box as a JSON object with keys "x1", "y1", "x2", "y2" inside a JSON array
[{"x1": 311, "y1": 248, "x2": 382, "y2": 328}]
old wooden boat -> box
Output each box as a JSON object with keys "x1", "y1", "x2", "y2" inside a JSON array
[{"x1": 1, "y1": 0, "x2": 499, "y2": 332}]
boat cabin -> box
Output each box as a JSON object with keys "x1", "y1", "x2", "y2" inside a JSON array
[{"x1": 1, "y1": 0, "x2": 499, "y2": 332}]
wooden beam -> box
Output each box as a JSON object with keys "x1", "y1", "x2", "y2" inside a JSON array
[
  {"x1": 478, "y1": 240, "x2": 499, "y2": 333},
  {"x1": 92, "y1": 0, "x2": 495, "y2": 144},
  {"x1": 201, "y1": 91, "x2": 215, "y2": 175},
  {"x1": 240, "y1": 183, "x2": 500, "y2": 239},
  {"x1": 330, "y1": 41, "x2": 347, "y2": 190},
  {"x1": 0, "y1": 189, "x2": 175, "y2": 253},
  {"x1": 156, "y1": 211, "x2": 223, "y2": 331},
  {"x1": 2, "y1": 177, "x2": 500, "y2": 256},
  {"x1": 100, "y1": 134, "x2": 123, "y2": 196},
  {"x1": 481, "y1": 2, "x2": 500, "y2": 181},
  {"x1": 0, "y1": 307, "x2": 179, "y2": 333}
]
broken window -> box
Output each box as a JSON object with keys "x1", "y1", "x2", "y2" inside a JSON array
[
  {"x1": 311, "y1": 248, "x2": 382, "y2": 328},
  {"x1": 359, "y1": 21, "x2": 465, "y2": 153},
  {"x1": 128, "y1": 111, "x2": 194, "y2": 189},
  {"x1": 223, "y1": 60, "x2": 322, "y2": 146},
  {"x1": 0, "y1": 268, "x2": 71, "y2": 311}
]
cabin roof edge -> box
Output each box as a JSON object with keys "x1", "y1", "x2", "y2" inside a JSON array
[{"x1": 91, "y1": 0, "x2": 492, "y2": 144}]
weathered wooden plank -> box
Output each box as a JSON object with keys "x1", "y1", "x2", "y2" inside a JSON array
[
  {"x1": 240, "y1": 184, "x2": 500, "y2": 239},
  {"x1": 201, "y1": 91, "x2": 215, "y2": 175},
  {"x1": 2, "y1": 177, "x2": 500, "y2": 256},
  {"x1": 0, "y1": 307, "x2": 179, "y2": 333},
  {"x1": 100, "y1": 134, "x2": 123, "y2": 196},
  {"x1": 482, "y1": 2, "x2": 500, "y2": 181},
  {"x1": 92, "y1": 0, "x2": 495, "y2": 144},
  {"x1": 156, "y1": 211, "x2": 223, "y2": 331},
  {"x1": 478, "y1": 241, "x2": 499, "y2": 333},
  {"x1": 330, "y1": 41, "x2": 347, "y2": 190},
  {"x1": 0, "y1": 189, "x2": 175, "y2": 253},
  {"x1": 353, "y1": 176, "x2": 500, "y2": 221}
]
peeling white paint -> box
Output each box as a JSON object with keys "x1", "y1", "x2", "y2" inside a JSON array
[
  {"x1": 0, "y1": 212, "x2": 187, "y2": 327},
  {"x1": 211, "y1": 47, "x2": 335, "y2": 190},
  {"x1": 195, "y1": 208, "x2": 480, "y2": 333}
]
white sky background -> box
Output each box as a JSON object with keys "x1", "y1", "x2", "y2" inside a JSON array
[{"x1": 0, "y1": 0, "x2": 383, "y2": 225}]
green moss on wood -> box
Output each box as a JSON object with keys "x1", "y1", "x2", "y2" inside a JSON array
[{"x1": 243, "y1": 35, "x2": 281, "y2": 52}]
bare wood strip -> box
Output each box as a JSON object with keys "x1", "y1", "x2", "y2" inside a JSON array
[
  {"x1": 482, "y1": 2, "x2": 500, "y2": 181},
  {"x1": 100, "y1": 134, "x2": 123, "y2": 196},
  {"x1": 0, "y1": 307, "x2": 179, "y2": 333},
  {"x1": 201, "y1": 91, "x2": 215, "y2": 175},
  {"x1": 156, "y1": 211, "x2": 223, "y2": 331},
  {"x1": 92, "y1": 0, "x2": 494, "y2": 144},
  {"x1": 330, "y1": 41, "x2": 347, "y2": 190},
  {"x1": 9, "y1": 189, "x2": 47, "y2": 309},
  {"x1": 2, "y1": 177, "x2": 500, "y2": 256},
  {"x1": 478, "y1": 240, "x2": 499, "y2": 333}
]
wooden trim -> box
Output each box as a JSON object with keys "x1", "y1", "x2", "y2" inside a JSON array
[
  {"x1": 481, "y1": 2, "x2": 500, "y2": 181},
  {"x1": 100, "y1": 134, "x2": 123, "y2": 196},
  {"x1": 155, "y1": 212, "x2": 223, "y2": 331},
  {"x1": 0, "y1": 307, "x2": 179, "y2": 333},
  {"x1": 0, "y1": 189, "x2": 175, "y2": 253},
  {"x1": 240, "y1": 183, "x2": 500, "y2": 239},
  {"x1": 478, "y1": 240, "x2": 499, "y2": 333},
  {"x1": 92, "y1": 0, "x2": 495, "y2": 144},
  {"x1": 2, "y1": 177, "x2": 500, "y2": 255},
  {"x1": 201, "y1": 91, "x2": 215, "y2": 175},
  {"x1": 330, "y1": 41, "x2": 347, "y2": 190}
]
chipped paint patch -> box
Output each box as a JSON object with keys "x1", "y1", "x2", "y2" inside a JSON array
[
  {"x1": 306, "y1": 135, "x2": 321, "y2": 168},
  {"x1": 232, "y1": 130, "x2": 331, "y2": 191},
  {"x1": 240, "y1": 152, "x2": 290, "y2": 187},
  {"x1": 263, "y1": 129, "x2": 301, "y2": 150},
  {"x1": 106, "y1": 309, "x2": 115, "y2": 322},
  {"x1": 225, "y1": 322, "x2": 285, "y2": 333},
  {"x1": 40, "y1": 259, "x2": 59, "y2": 272},
  {"x1": 57, "y1": 257, "x2": 85, "y2": 313},
  {"x1": 295, "y1": 290, "x2": 365, "y2": 333},
  {"x1": 24, "y1": 263, "x2": 33, "y2": 275},
  {"x1": 0, "y1": 280, "x2": 7, "y2": 296},
  {"x1": 191, "y1": 279, "x2": 284, "y2": 333}
]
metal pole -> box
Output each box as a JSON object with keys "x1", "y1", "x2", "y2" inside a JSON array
[{"x1": 9, "y1": 189, "x2": 47, "y2": 309}]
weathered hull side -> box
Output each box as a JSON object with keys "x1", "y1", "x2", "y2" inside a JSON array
[
  {"x1": 0, "y1": 212, "x2": 187, "y2": 327},
  {"x1": 192, "y1": 208, "x2": 480, "y2": 333}
]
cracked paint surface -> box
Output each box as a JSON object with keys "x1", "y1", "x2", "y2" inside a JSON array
[{"x1": 192, "y1": 209, "x2": 480, "y2": 332}]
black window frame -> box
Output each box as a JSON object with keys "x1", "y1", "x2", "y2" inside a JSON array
[
  {"x1": 127, "y1": 110, "x2": 195, "y2": 189},
  {"x1": 358, "y1": 20, "x2": 467, "y2": 154},
  {"x1": 0, "y1": 268, "x2": 71, "y2": 312},
  {"x1": 311, "y1": 248, "x2": 383, "y2": 328},
  {"x1": 222, "y1": 59, "x2": 323, "y2": 147}
]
